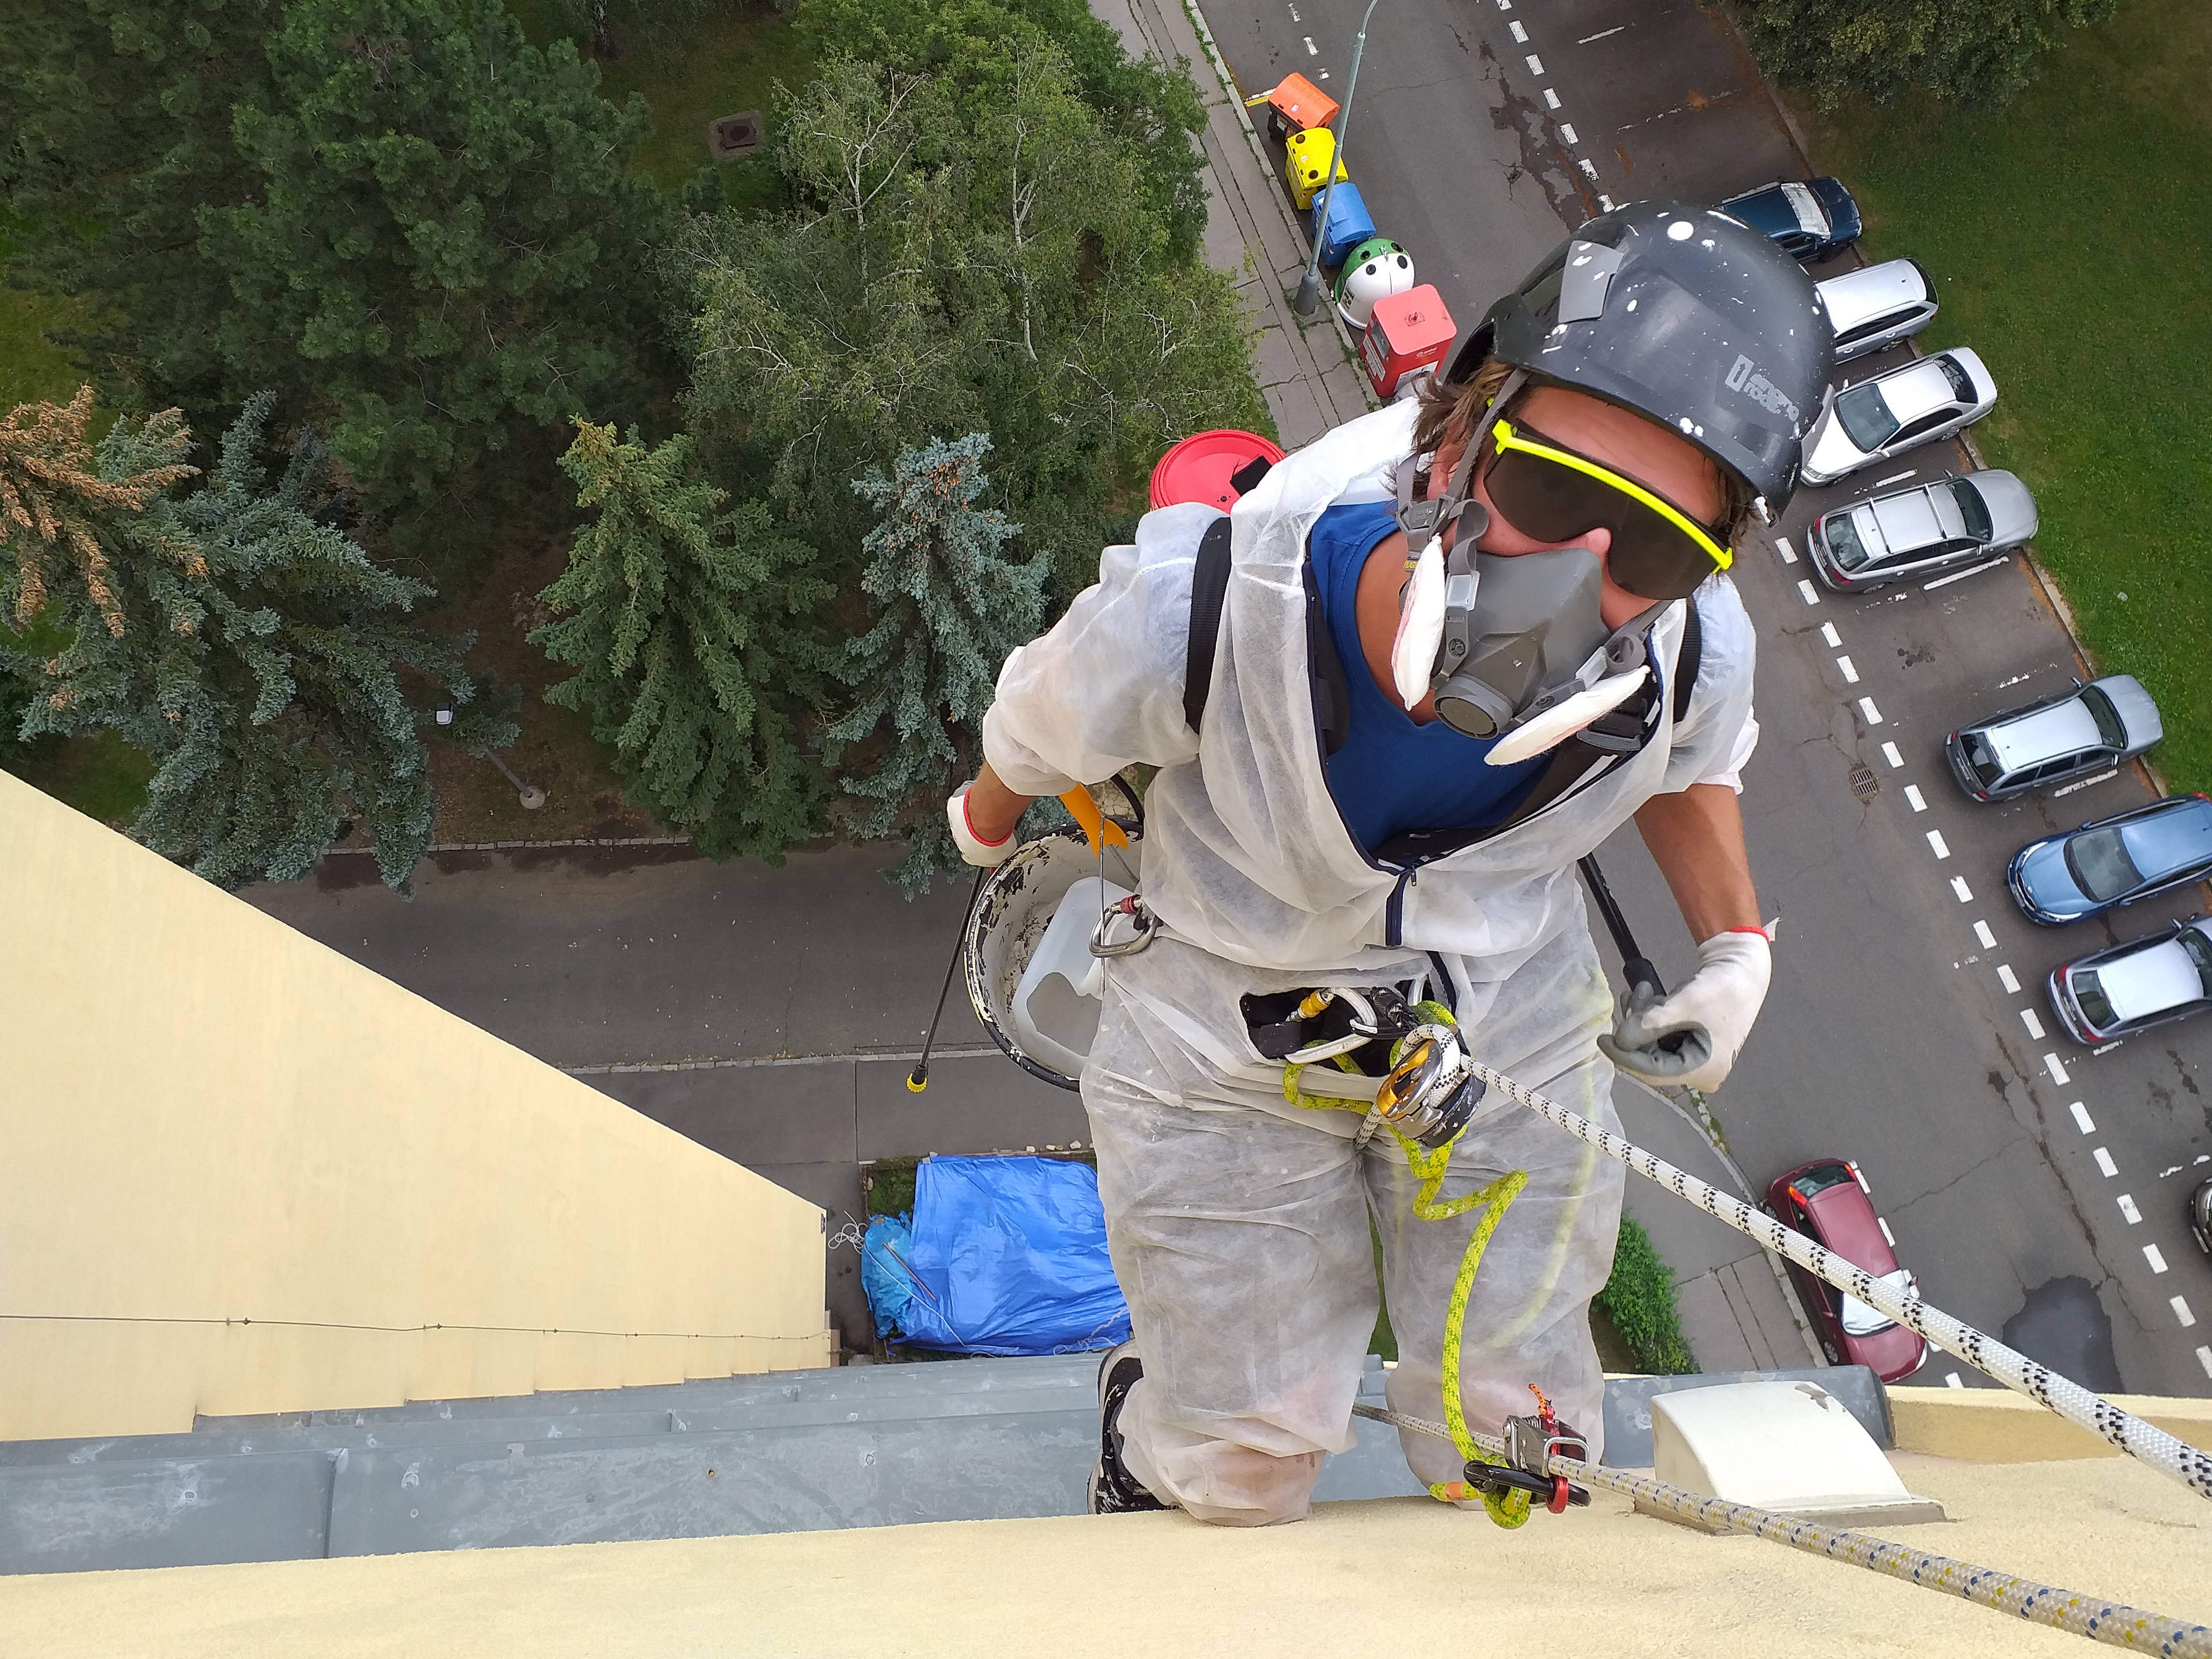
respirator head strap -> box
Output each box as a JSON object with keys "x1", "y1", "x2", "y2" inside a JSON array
[{"x1": 1394, "y1": 369, "x2": 1528, "y2": 557}]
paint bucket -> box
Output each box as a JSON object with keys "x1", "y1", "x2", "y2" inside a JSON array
[
  {"x1": 965, "y1": 813, "x2": 1142, "y2": 1093},
  {"x1": 1148, "y1": 429, "x2": 1287, "y2": 511}
]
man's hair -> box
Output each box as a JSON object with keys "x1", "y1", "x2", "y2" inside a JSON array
[{"x1": 1411, "y1": 356, "x2": 1757, "y2": 540}]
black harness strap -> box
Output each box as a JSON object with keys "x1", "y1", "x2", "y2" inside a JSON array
[
  {"x1": 1183, "y1": 516, "x2": 1235, "y2": 733},
  {"x1": 1673, "y1": 593, "x2": 1702, "y2": 726}
]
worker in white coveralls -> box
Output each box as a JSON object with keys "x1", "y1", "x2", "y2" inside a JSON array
[{"x1": 946, "y1": 201, "x2": 1833, "y2": 1524}]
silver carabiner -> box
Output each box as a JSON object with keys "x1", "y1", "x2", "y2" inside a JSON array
[{"x1": 1090, "y1": 894, "x2": 1158, "y2": 958}]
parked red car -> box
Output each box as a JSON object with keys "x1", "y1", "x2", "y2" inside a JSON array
[{"x1": 1764, "y1": 1159, "x2": 1928, "y2": 1382}]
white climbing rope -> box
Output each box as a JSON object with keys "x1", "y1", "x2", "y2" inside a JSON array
[
  {"x1": 1464, "y1": 1059, "x2": 2212, "y2": 1505},
  {"x1": 1353, "y1": 1401, "x2": 2212, "y2": 1657}
]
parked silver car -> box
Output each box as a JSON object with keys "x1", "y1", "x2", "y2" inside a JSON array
[
  {"x1": 1801, "y1": 349, "x2": 1997, "y2": 485},
  {"x1": 1944, "y1": 675, "x2": 2162, "y2": 803},
  {"x1": 1807, "y1": 470, "x2": 2036, "y2": 592},
  {"x1": 2048, "y1": 914, "x2": 2212, "y2": 1045},
  {"x1": 1815, "y1": 259, "x2": 1939, "y2": 364}
]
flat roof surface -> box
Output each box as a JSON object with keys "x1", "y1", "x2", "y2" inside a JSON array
[{"x1": 6, "y1": 1450, "x2": 2207, "y2": 1658}]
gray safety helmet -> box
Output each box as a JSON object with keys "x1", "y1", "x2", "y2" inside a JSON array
[{"x1": 1445, "y1": 200, "x2": 1833, "y2": 513}]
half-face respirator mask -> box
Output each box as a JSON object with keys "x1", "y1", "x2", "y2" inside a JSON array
[{"x1": 1388, "y1": 369, "x2": 1728, "y2": 764}]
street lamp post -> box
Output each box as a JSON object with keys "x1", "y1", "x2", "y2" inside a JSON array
[
  {"x1": 436, "y1": 704, "x2": 547, "y2": 811},
  {"x1": 1292, "y1": 0, "x2": 1384, "y2": 317}
]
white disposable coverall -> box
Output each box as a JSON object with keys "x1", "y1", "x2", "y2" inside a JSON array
[{"x1": 980, "y1": 402, "x2": 1759, "y2": 1525}]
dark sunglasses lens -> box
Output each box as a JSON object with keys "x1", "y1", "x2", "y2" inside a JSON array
[{"x1": 1488, "y1": 448, "x2": 1716, "y2": 601}]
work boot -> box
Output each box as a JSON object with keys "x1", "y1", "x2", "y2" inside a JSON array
[{"x1": 1088, "y1": 1341, "x2": 1169, "y2": 1514}]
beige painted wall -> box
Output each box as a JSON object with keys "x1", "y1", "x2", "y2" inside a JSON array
[{"x1": 0, "y1": 771, "x2": 829, "y2": 1441}]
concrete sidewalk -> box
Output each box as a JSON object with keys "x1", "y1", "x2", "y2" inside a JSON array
[{"x1": 1089, "y1": 0, "x2": 1373, "y2": 446}]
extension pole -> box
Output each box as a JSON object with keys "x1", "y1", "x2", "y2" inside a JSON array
[
  {"x1": 1292, "y1": 0, "x2": 1383, "y2": 316},
  {"x1": 1576, "y1": 853, "x2": 1663, "y2": 1000},
  {"x1": 908, "y1": 866, "x2": 989, "y2": 1093}
]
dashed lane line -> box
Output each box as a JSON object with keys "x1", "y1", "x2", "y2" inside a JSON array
[
  {"x1": 1974, "y1": 920, "x2": 1996, "y2": 949},
  {"x1": 2119, "y1": 1194, "x2": 2141, "y2": 1224},
  {"x1": 1997, "y1": 962, "x2": 2019, "y2": 993},
  {"x1": 1858, "y1": 696, "x2": 1883, "y2": 723},
  {"x1": 1950, "y1": 875, "x2": 1973, "y2": 902},
  {"x1": 1881, "y1": 742, "x2": 1904, "y2": 768},
  {"x1": 2070, "y1": 1101, "x2": 2095, "y2": 1133},
  {"x1": 1927, "y1": 829, "x2": 1951, "y2": 860},
  {"x1": 2093, "y1": 1147, "x2": 2118, "y2": 1177}
]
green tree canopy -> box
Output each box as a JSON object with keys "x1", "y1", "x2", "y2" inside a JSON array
[
  {"x1": 1738, "y1": 0, "x2": 2117, "y2": 108},
  {"x1": 796, "y1": 0, "x2": 1207, "y2": 254},
  {"x1": 675, "y1": 47, "x2": 1261, "y2": 600},
  {"x1": 534, "y1": 420, "x2": 834, "y2": 861},
  {"x1": 829, "y1": 432, "x2": 1046, "y2": 889},
  {"x1": 551, "y1": 0, "x2": 718, "y2": 63},
  {"x1": 2, "y1": 389, "x2": 511, "y2": 893},
  {"x1": 0, "y1": 0, "x2": 279, "y2": 418},
  {"x1": 204, "y1": 0, "x2": 672, "y2": 530}
]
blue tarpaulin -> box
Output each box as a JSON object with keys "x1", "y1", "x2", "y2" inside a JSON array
[
  {"x1": 871, "y1": 1156, "x2": 1130, "y2": 1356},
  {"x1": 858, "y1": 1213, "x2": 917, "y2": 1337}
]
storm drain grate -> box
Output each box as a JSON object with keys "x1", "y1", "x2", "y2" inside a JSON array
[{"x1": 1848, "y1": 762, "x2": 1880, "y2": 801}]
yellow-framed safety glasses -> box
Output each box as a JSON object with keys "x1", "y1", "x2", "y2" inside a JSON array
[{"x1": 1482, "y1": 416, "x2": 1733, "y2": 601}]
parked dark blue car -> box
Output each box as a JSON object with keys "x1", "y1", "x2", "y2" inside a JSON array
[
  {"x1": 2007, "y1": 794, "x2": 2212, "y2": 925},
  {"x1": 1716, "y1": 178, "x2": 1862, "y2": 263}
]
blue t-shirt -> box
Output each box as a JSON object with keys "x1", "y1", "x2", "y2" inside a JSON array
[{"x1": 1310, "y1": 500, "x2": 1548, "y2": 855}]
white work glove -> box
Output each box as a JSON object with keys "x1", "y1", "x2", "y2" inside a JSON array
[
  {"x1": 947, "y1": 781, "x2": 1018, "y2": 868},
  {"x1": 1597, "y1": 929, "x2": 1772, "y2": 1093}
]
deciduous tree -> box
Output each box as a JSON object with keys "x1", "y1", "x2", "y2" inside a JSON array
[
  {"x1": 534, "y1": 420, "x2": 835, "y2": 861},
  {"x1": 1737, "y1": 0, "x2": 2117, "y2": 108},
  {"x1": 828, "y1": 432, "x2": 1045, "y2": 890}
]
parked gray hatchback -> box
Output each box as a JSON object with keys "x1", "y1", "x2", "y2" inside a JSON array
[{"x1": 1944, "y1": 675, "x2": 2162, "y2": 802}]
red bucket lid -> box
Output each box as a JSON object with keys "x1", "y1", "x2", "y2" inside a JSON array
[{"x1": 1148, "y1": 429, "x2": 1288, "y2": 511}]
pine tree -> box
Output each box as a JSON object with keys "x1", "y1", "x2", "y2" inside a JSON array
[
  {"x1": 535, "y1": 421, "x2": 835, "y2": 862},
  {"x1": 0, "y1": 0, "x2": 279, "y2": 419},
  {"x1": 204, "y1": 0, "x2": 671, "y2": 532},
  {"x1": 2, "y1": 387, "x2": 202, "y2": 637},
  {"x1": 829, "y1": 433, "x2": 1045, "y2": 891},
  {"x1": 2, "y1": 390, "x2": 513, "y2": 894}
]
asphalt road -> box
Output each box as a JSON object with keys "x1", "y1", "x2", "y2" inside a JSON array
[{"x1": 1200, "y1": 0, "x2": 2212, "y2": 1392}]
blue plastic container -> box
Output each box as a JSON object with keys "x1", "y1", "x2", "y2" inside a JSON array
[{"x1": 1318, "y1": 181, "x2": 1377, "y2": 268}]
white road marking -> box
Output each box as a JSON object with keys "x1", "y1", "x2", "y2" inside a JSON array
[
  {"x1": 1881, "y1": 742, "x2": 1904, "y2": 768},
  {"x1": 1509, "y1": 20, "x2": 1527, "y2": 41},
  {"x1": 1526, "y1": 54, "x2": 1545, "y2": 74},
  {"x1": 1871, "y1": 469, "x2": 1916, "y2": 488},
  {"x1": 1924, "y1": 556, "x2": 2007, "y2": 592},
  {"x1": 2198, "y1": 1346, "x2": 2212, "y2": 1380},
  {"x1": 1820, "y1": 622, "x2": 1841, "y2": 647},
  {"x1": 1995, "y1": 670, "x2": 2034, "y2": 689},
  {"x1": 1974, "y1": 920, "x2": 1996, "y2": 948},
  {"x1": 1952, "y1": 876, "x2": 1973, "y2": 902},
  {"x1": 1579, "y1": 24, "x2": 1626, "y2": 42},
  {"x1": 1837, "y1": 655, "x2": 1859, "y2": 683},
  {"x1": 1578, "y1": 157, "x2": 1599, "y2": 180},
  {"x1": 2144, "y1": 1243, "x2": 2169, "y2": 1274},
  {"x1": 1878, "y1": 1217, "x2": 1895, "y2": 1245},
  {"x1": 1858, "y1": 696, "x2": 1882, "y2": 723},
  {"x1": 1775, "y1": 535, "x2": 1798, "y2": 564},
  {"x1": 1543, "y1": 87, "x2": 1561, "y2": 109},
  {"x1": 2118, "y1": 1194, "x2": 2140, "y2": 1223},
  {"x1": 2174, "y1": 1296, "x2": 2196, "y2": 1327},
  {"x1": 1496, "y1": 0, "x2": 1512, "y2": 10},
  {"x1": 2093, "y1": 1039, "x2": 2125, "y2": 1056},
  {"x1": 2021, "y1": 1008, "x2": 2044, "y2": 1040},
  {"x1": 1798, "y1": 579, "x2": 1820, "y2": 606},
  {"x1": 1560, "y1": 122, "x2": 1578, "y2": 144},
  {"x1": 1945, "y1": 1372, "x2": 1964, "y2": 1388},
  {"x1": 1905, "y1": 784, "x2": 1927, "y2": 812},
  {"x1": 1927, "y1": 830, "x2": 1950, "y2": 860},
  {"x1": 1597, "y1": 193, "x2": 1615, "y2": 211},
  {"x1": 2052, "y1": 768, "x2": 2119, "y2": 799},
  {"x1": 1304, "y1": 35, "x2": 1317, "y2": 53},
  {"x1": 1997, "y1": 963, "x2": 2019, "y2": 993},
  {"x1": 2069, "y1": 1101, "x2": 2094, "y2": 1133},
  {"x1": 1318, "y1": 69, "x2": 1329, "y2": 77},
  {"x1": 2045, "y1": 1051, "x2": 2069, "y2": 1084},
  {"x1": 2093, "y1": 1146, "x2": 2117, "y2": 1176}
]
